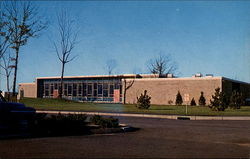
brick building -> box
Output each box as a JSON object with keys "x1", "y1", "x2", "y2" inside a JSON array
[{"x1": 18, "y1": 74, "x2": 250, "y2": 105}]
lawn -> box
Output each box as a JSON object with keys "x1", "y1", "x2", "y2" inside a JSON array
[{"x1": 20, "y1": 98, "x2": 250, "y2": 116}]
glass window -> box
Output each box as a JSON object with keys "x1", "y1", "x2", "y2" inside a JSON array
[
  {"x1": 94, "y1": 90, "x2": 97, "y2": 97},
  {"x1": 87, "y1": 84, "x2": 92, "y2": 95},
  {"x1": 64, "y1": 90, "x2": 67, "y2": 96},
  {"x1": 73, "y1": 83, "x2": 77, "y2": 89},
  {"x1": 78, "y1": 84, "x2": 82, "y2": 95},
  {"x1": 94, "y1": 83, "x2": 97, "y2": 89},
  {"x1": 50, "y1": 85, "x2": 54, "y2": 94},
  {"x1": 103, "y1": 90, "x2": 108, "y2": 97},
  {"x1": 64, "y1": 83, "x2": 67, "y2": 90},
  {"x1": 120, "y1": 84, "x2": 122, "y2": 94},
  {"x1": 45, "y1": 84, "x2": 49, "y2": 89},
  {"x1": 98, "y1": 84, "x2": 102, "y2": 95},
  {"x1": 54, "y1": 83, "x2": 58, "y2": 89},
  {"x1": 45, "y1": 90, "x2": 49, "y2": 96},
  {"x1": 103, "y1": 83, "x2": 108, "y2": 89},
  {"x1": 114, "y1": 83, "x2": 119, "y2": 89},
  {"x1": 83, "y1": 83, "x2": 86, "y2": 89},
  {"x1": 68, "y1": 85, "x2": 72, "y2": 95},
  {"x1": 83, "y1": 89, "x2": 87, "y2": 96},
  {"x1": 109, "y1": 84, "x2": 114, "y2": 95},
  {"x1": 73, "y1": 90, "x2": 77, "y2": 96}
]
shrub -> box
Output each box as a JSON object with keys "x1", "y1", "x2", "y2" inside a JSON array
[
  {"x1": 229, "y1": 90, "x2": 243, "y2": 109},
  {"x1": 33, "y1": 113, "x2": 87, "y2": 136},
  {"x1": 90, "y1": 115, "x2": 119, "y2": 128},
  {"x1": 136, "y1": 90, "x2": 151, "y2": 109},
  {"x1": 209, "y1": 88, "x2": 228, "y2": 111},
  {"x1": 168, "y1": 100, "x2": 173, "y2": 105},
  {"x1": 175, "y1": 91, "x2": 183, "y2": 105},
  {"x1": 198, "y1": 91, "x2": 206, "y2": 106},
  {"x1": 190, "y1": 98, "x2": 196, "y2": 106}
]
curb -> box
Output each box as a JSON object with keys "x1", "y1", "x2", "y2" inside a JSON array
[{"x1": 36, "y1": 110, "x2": 250, "y2": 121}]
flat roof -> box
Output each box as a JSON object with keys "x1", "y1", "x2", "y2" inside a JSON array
[
  {"x1": 36, "y1": 74, "x2": 157, "y2": 80},
  {"x1": 33, "y1": 74, "x2": 250, "y2": 85}
]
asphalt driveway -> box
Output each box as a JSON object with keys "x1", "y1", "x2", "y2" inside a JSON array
[{"x1": 0, "y1": 117, "x2": 250, "y2": 158}]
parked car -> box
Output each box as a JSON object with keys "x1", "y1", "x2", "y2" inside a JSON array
[{"x1": 0, "y1": 90, "x2": 36, "y2": 131}]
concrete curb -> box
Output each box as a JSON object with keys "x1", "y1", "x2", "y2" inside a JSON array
[{"x1": 36, "y1": 110, "x2": 250, "y2": 121}]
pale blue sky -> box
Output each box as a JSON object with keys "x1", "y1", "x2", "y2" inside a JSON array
[{"x1": 1, "y1": 1, "x2": 250, "y2": 90}]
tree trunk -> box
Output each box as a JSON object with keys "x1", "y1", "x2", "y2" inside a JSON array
[
  {"x1": 123, "y1": 80, "x2": 126, "y2": 104},
  {"x1": 59, "y1": 62, "x2": 65, "y2": 98},
  {"x1": 6, "y1": 74, "x2": 10, "y2": 101},
  {"x1": 12, "y1": 47, "x2": 19, "y2": 97}
]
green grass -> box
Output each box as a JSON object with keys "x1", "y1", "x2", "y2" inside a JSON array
[{"x1": 20, "y1": 98, "x2": 250, "y2": 116}]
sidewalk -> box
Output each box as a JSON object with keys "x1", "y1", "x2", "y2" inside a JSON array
[{"x1": 36, "y1": 110, "x2": 250, "y2": 121}]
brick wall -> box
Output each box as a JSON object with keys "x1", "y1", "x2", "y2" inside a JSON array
[
  {"x1": 124, "y1": 77, "x2": 222, "y2": 105},
  {"x1": 18, "y1": 83, "x2": 37, "y2": 98}
]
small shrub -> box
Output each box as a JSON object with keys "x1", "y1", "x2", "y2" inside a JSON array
[
  {"x1": 175, "y1": 91, "x2": 183, "y2": 105},
  {"x1": 136, "y1": 90, "x2": 151, "y2": 109},
  {"x1": 90, "y1": 115, "x2": 119, "y2": 128},
  {"x1": 198, "y1": 91, "x2": 206, "y2": 106},
  {"x1": 90, "y1": 115, "x2": 102, "y2": 124},
  {"x1": 190, "y1": 98, "x2": 196, "y2": 106},
  {"x1": 168, "y1": 100, "x2": 173, "y2": 105},
  {"x1": 229, "y1": 90, "x2": 243, "y2": 109},
  {"x1": 209, "y1": 88, "x2": 228, "y2": 111},
  {"x1": 33, "y1": 113, "x2": 87, "y2": 136}
]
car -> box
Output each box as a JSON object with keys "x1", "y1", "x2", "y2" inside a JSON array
[{"x1": 0, "y1": 90, "x2": 36, "y2": 130}]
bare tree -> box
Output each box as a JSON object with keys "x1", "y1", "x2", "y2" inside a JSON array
[
  {"x1": 123, "y1": 79, "x2": 135, "y2": 104},
  {"x1": 147, "y1": 53, "x2": 177, "y2": 77},
  {"x1": 4, "y1": 1, "x2": 47, "y2": 96},
  {"x1": 0, "y1": 52, "x2": 14, "y2": 100},
  {"x1": 105, "y1": 59, "x2": 117, "y2": 75},
  {"x1": 54, "y1": 10, "x2": 78, "y2": 98},
  {"x1": 0, "y1": 3, "x2": 12, "y2": 60}
]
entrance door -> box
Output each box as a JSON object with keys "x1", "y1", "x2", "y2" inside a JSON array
[{"x1": 113, "y1": 89, "x2": 120, "y2": 103}]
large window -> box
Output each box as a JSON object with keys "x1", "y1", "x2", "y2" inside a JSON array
[
  {"x1": 50, "y1": 84, "x2": 54, "y2": 96},
  {"x1": 64, "y1": 83, "x2": 68, "y2": 96},
  {"x1": 42, "y1": 78, "x2": 122, "y2": 102},
  {"x1": 83, "y1": 83, "x2": 87, "y2": 96},
  {"x1": 68, "y1": 84, "x2": 72, "y2": 96},
  {"x1": 87, "y1": 83, "x2": 92, "y2": 96},
  {"x1": 103, "y1": 83, "x2": 108, "y2": 97},
  {"x1": 109, "y1": 84, "x2": 114, "y2": 97},
  {"x1": 73, "y1": 83, "x2": 77, "y2": 96},
  {"x1": 78, "y1": 84, "x2": 82, "y2": 96},
  {"x1": 98, "y1": 84, "x2": 102, "y2": 97},
  {"x1": 45, "y1": 84, "x2": 49, "y2": 96}
]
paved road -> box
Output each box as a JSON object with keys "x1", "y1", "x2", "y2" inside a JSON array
[{"x1": 0, "y1": 117, "x2": 250, "y2": 158}]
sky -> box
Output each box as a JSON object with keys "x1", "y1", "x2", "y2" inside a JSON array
[{"x1": 0, "y1": 1, "x2": 250, "y2": 90}]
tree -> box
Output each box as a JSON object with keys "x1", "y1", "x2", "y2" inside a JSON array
[
  {"x1": 147, "y1": 53, "x2": 177, "y2": 77},
  {"x1": 190, "y1": 98, "x2": 196, "y2": 106},
  {"x1": 4, "y1": 1, "x2": 47, "y2": 96},
  {"x1": 175, "y1": 91, "x2": 183, "y2": 105},
  {"x1": 229, "y1": 90, "x2": 243, "y2": 109},
  {"x1": 0, "y1": 3, "x2": 12, "y2": 59},
  {"x1": 209, "y1": 87, "x2": 228, "y2": 111},
  {"x1": 136, "y1": 90, "x2": 151, "y2": 109},
  {"x1": 198, "y1": 91, "x2": 206, "y2": 106},
  {"x1": 54, "y1": 10, "x2": 78, "y2": 98},
  {"x1": 0, "y1": 51, "x2": 14, "y2": 95},
  {"x1": 123, "y1": 78, "x2": 135, "y2": 104},
  {"x1": 105, "y1": 59, "x2": 117, "y2": 75}
]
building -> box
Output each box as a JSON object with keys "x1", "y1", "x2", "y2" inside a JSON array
[{"x1": 18, "y1": 74, "x2": 250, "y2": 105}]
